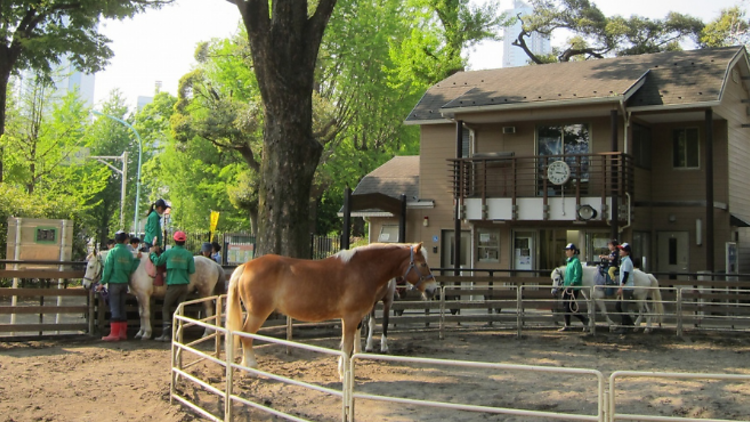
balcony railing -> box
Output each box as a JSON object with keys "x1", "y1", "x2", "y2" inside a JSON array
[{"x1": 448, "y1": 152, "x2": 634, "y2": 202}]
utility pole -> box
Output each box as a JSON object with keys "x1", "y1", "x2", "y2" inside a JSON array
[{"x1": 89, "y1": 152, "x2": 128, "y2": 230}]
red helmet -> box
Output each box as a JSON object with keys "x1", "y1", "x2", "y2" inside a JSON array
[{"x1": 173, "y1": 231, "x2": 187, "y2": 242}]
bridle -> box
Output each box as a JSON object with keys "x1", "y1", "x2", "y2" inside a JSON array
[
  {"x1": 403, "y1": 247, "x2": 435, "y2": 291},
  {"x1": 83, "y1": 253, "x2": 102, "y2": 285}
]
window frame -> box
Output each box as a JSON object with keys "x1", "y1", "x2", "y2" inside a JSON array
[
  {"x1": 476, "y1": 227, "x2": 500, "y2": 263},
  {"x1": 672, "y1": 127, "x2": 700, "y2": 170},
  {"x1": 378, "y1": 225, "x2": 400, "y2": 243}
]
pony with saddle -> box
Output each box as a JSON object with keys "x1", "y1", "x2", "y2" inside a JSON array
[
  {"x1": 226, "y1": 243, "x2": 437, "y2": 378},
  {"x1": 83, "y1": 250, "x2": 225, "y2": 339},
  {"x1": 551, "y1": 265, "x2": 664, "y2": 332}
]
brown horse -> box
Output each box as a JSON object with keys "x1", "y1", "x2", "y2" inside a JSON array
[{"x1": 226, "y1": 243, "x2": 437, "y2": 378}]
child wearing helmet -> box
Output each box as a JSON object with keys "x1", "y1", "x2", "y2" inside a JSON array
[{"x1": 559, "y1": 243, "x2": 590, "y2": 332}]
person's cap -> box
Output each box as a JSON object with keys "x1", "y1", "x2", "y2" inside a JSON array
[
  {"x1": 114, "y1": 230, "x2": 128, "y2": 242},
  {"x1": 173, "y1": 231, "x2": 187, "y2": 242},
  {"x1": 617, "y1": 243, "x2": 632, "y2": 253},
  {"x1": 155, "y1": 199, "x2": 171, "y2": 209},
  {"x1": 564, "y1": 243, "x2": 578, "y2": 251},
  {"x1": 201, "y1": 242, "x2": 212, "y2": 253}
]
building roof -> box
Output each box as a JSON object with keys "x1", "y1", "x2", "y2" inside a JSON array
[
  {"x1": 352, "y1": 155, "x2": 419, "y2": 199},
  {"x1": 406, "y1": 47, "x2": 745, "y2": 123}
]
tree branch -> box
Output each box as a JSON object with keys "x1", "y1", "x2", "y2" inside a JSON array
[{"x1": 512, "y1": 28, "x2": 544, "y2": 65}]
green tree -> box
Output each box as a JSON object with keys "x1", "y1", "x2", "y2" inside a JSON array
[
  {"x1": 0, "y1": 0, "x2": 171, "y2": 182},
  {"x1": 513, "y1": 0, "x2": 704, "y2": 63},
  {"x1": 171, "y1": 34, "x2": 262, "y2": 233},
  {"x1": 701, "y1": 6, "x2": 750, "y2": 47},
  {"x1": 389, "y1": 0, "x2": 507, "y2": 89}
]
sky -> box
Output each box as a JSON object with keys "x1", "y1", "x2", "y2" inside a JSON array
[{"x1": 93, "y1": 0, "x2": 746, "y2": 111}]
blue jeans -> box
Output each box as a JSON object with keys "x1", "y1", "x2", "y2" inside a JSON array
[{"x1": 108, "y1": 283, "x2": 129, "y2": 322}]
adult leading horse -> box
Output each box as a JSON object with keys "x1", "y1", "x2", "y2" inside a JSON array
[
  {"x1": 83, "y1": 250, "x2": 225, "y2": 339},
  {"x1": 226, "y1": 243, "x2": 437, "y2": 378},
  {"x1": 551, "y1": 265, "x2": 664, "y2": 333}
]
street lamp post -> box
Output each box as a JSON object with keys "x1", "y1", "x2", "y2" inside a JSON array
[
  {"x1": 88, "y1": 152, "x2": 128, "y2": 229},
  {"x1": 92, "y1": 110, "x2": 143, "y2": 235}
]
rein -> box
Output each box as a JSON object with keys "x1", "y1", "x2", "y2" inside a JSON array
[
  {"x1": 403, "y1": 248, "x2": 435, "y2": 291},
  {"x1": 83, "y1": 254, "x2": 102, "y2": 284}
]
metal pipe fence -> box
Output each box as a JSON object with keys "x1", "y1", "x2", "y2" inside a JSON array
[{"x1": 170, "y1": 294, "x2": 750, "y2": 422}]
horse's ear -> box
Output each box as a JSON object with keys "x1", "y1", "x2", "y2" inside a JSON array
[{"x1": 413, "y1": 242, "x2": 423, "y2": 253}]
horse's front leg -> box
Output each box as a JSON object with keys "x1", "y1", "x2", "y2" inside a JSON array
[
  {"x1": 594, "y1": 297, "x2": 616, "y2": 331},
  {"x1": 380, "y1": 302, "x2": 390, "y2": 353},
  {"x1": 364, "y1": 310, "x2": 376, "y2": 353},
  {"x1": 201, "y1": 300, "x2": 215, "y2": 338},
  {"x1": 135, "y1": 292, "x2": 152, "y2": 340},
  {"x1": 338, "y1": 317, "x2": 359, "y2": 381}
]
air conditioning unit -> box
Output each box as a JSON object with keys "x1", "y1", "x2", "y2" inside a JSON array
[{"x1": 502, "y1": 126, "x2": 516, "y2": 134}]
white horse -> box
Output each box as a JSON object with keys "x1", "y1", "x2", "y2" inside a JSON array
[
  {"x1": 355, "y1": 277, "x2": 398, "y2": 354},
  {"x1": 83, "y1": 250, "x2": 225, "y2": 339},
  {"x1": 551, "y1": 266, "x2": 664, "y2": 333}
]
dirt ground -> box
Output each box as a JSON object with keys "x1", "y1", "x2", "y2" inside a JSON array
[{"x1": 1, "y1": 326, "x2": 749, "y2": 422}]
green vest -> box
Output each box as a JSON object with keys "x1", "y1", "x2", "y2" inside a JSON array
[
  {"x1": 102, "y1": 244, "x2": 140, "y2": 284},
  {"x1": 150, "y1": 245, "x2": 195, "y2": 285},
  {"x1": 144, "y1": 211, "x2": 163, "y2": 247}
]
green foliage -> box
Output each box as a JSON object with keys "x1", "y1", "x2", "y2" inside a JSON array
[
  {"x1": 701, "y1": 6, "x2": 750, "y2": 48},
  {"x1": 388, "y1": 0, "x2": 507, "y2": 89},
  {"x1": 516, "y1": 0, "x2": 705, "y2": 63}
]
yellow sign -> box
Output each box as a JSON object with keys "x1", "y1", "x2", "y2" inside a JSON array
[{"x1": 209, "y1": 211, "x2": 220, "y2": 241}]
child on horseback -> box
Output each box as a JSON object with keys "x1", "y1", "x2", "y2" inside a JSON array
[
  {"x1": 598, "y1": 239, "x2": 620, "y2": 283},
  {"x1": 143, "y1": 198, "x2": 171, "y2": 251},
  {"x1": 99, "y1": 231, "x2": 142, "y2": 341},
  {"x1": 559, "y1": 243, "x2": 590, "y2": 332}
]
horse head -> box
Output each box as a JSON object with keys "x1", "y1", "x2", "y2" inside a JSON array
[
  {"x1": 401, "y1": 243, "x2": 438, "y2": 300},
  {"x1": 550, "y1": 267, "x2": 564, "y2": 297},
  {"x1": 82, "y1": 251, "x2": 104, "y2": 288}
]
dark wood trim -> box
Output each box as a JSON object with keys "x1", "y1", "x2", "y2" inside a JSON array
[
  {"x1": 0, "y1": 288, "x2": 88, "y2": 298},
  {"x1": 705, "y1": 108, "x2": 715, "y2": 271},
  {"x1": 610, "y1": 110, "x2": 619, "y2": 241},
  {"x1": 0, "y1": 270, "x2": 83, "y2": 279}
]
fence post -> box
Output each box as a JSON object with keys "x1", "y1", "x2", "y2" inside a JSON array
[
  {"x1": 589, "y1": 286, "x2": 596, "y2": 336},
  {"x1": 439, "y1": 286, "x2": 445, "y2": 340},
  {"x1": 344, "y1": 353, "x2": 354, "y2": 422},
  {"x1": 286, "y1": 315, "x2": 293, "y2": 355},
  {"x1": 224, "y1": 327, "x2": 234, "y2": 422},
  {"x1": 170, "y1": 304, "x2": 180, "y2": 406},
  {"x1": 88, "y1": 289, "x2": 95, "y2": 335},
  {"x1": 516, "y1": 285, "x2": 523, "y2": 338},
  {"x1": 676, "y1": 287, "x2": 683, "y2": 337},
  {"x1": 215, "y1": 295, "x2": 223, "y2": 359}
]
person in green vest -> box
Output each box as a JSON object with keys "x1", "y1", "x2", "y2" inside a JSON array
[
  {"x1": 559, "y1": 243, "x2": 590, "y2": 332},
  {"x1": 99, "y1": 231, "x2": 141, "y2": 341},
  {"x1": 149, "y1": 231, "x2": 195, "y2": 342},
  {"x1": 143, "y1": 198, "x2": 171, "y2": 251}
]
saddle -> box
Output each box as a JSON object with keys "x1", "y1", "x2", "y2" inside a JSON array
[{"x1": 145, "y1": 258, "x2": 167, "y2": 286}]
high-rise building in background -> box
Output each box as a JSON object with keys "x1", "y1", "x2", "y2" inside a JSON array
[
  {"x1": 502, "y1": 0, "x2": 551, "y2": 68},
  {"x1": 12, "y1": 16, "x2": 95, "y2": 108}
]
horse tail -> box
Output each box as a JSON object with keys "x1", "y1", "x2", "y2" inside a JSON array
[
  {"x1": 226, "y1": 264, "x2": 245, "y2": 352},
  {"x1": 649, "y1": 274, "x2": 665, "y2": 325}
]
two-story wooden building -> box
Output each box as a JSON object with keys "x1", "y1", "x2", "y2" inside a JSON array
[{"x1": 354, "y1": 46, "x2": 750, "y2": 274}]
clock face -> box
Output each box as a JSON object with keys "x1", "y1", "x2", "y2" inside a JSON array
[{"x1": 547, "y1": 161, "x2": 570, "y2": 185}]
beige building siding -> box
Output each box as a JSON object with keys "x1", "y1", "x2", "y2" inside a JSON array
[
  {"x1": 650, "y1": 207, "x2": 730, "y2": 272},
  {"x1": 716, "y1": 60, "x2": 750, "y2": 223},
  {"x1": 647, "y1": 121, "x2": 729, "y2": 204}
]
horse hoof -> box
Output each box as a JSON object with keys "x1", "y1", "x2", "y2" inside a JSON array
[
  {"x1": 364, "y1": 347, "x2": 373, "y2": 353},
  {"x1": 644, "y1": 328, "x2": 652, "y2": 334}
]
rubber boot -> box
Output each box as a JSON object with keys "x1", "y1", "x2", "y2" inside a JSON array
[
  {"x1": 118, "y1": 321, "x2": 128, "y2": 340},
  {"x1": 154, "y1": 324, "x2": 171, "y2": 342},
  {"x1": 102, "y1": 322, "x2": 121, "y2": 342}
]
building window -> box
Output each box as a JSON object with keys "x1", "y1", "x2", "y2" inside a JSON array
[
  {"x1": 477, "y1": 228, "x2": 500, "y2": 262},
  {"x1": 632, "y1": 124, "x2": 652, "y2": 169},
  {"x1": 673, "y1": 128, "x2": 699, "y2": 169},
  {"x1": 378, "y1": 225, "x2": 399, "y2": 243},
  {"x1": 461, "y1": 127, "x2": 474, "y2": 158}
]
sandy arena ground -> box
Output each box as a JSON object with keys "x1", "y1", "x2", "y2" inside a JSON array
[{"x1": 1, "y1": 327, "x2": 749, "y2": 422}]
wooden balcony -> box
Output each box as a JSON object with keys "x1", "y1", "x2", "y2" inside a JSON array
[{"x1": 447, "y1": 152, "x2": 634, "y2": 221}]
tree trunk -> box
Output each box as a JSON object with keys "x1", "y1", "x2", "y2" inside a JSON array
[
  {"x1": 237, "y1": 0, "x2": 336, "y2": 258},
  {"x1": 0, "y1": 67, "x2": 10, "y2": 183}
]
